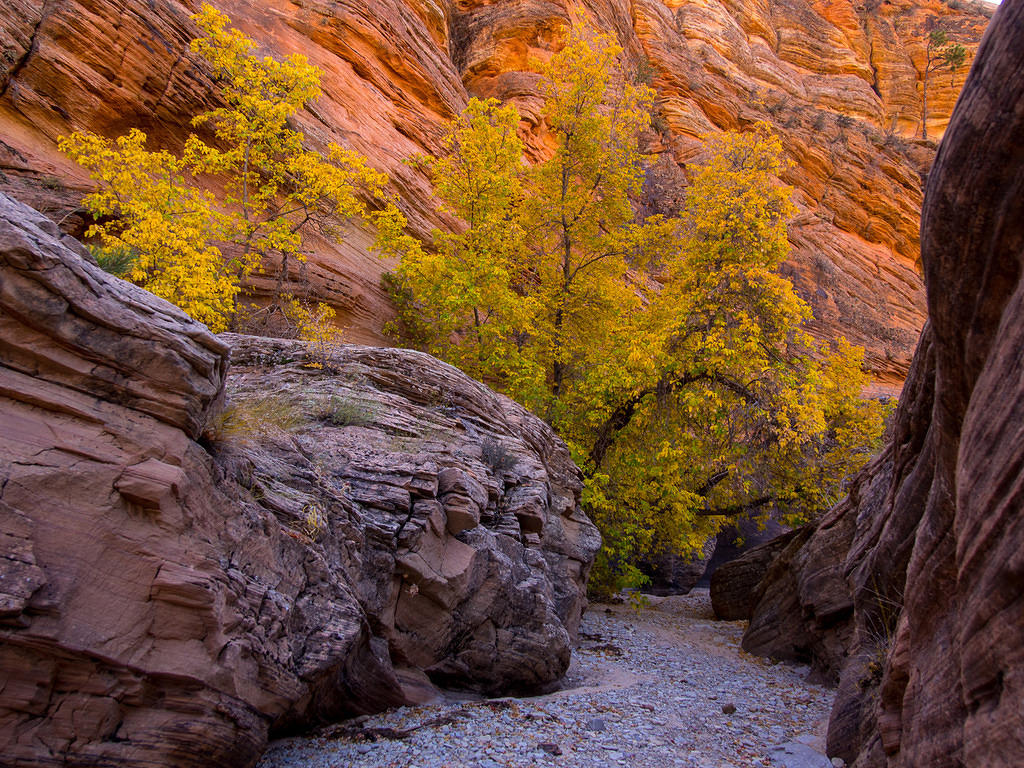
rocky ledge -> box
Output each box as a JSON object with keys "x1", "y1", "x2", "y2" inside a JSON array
[
  {"x1": 712, "y1": 3, "x2": 1024, "y2": 766},
  {"x1": 0, "y1": 192, "x2": 600, "y2": 767}
]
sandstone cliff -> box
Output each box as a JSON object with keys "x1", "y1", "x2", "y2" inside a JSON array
[
  {"x1": 0, "y1": 0, "x2": 991, "y2": 392},
  {"x1": 0, "y1": 192, "x2": 599, "y2": 767},
  {"x1": 712, "y1": 2, "x2": 1024, "y2": 764}
]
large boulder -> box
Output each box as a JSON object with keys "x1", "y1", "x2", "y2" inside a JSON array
[
  {"x1": 216, "y1": 334, "x2": 601, "y2": 697},
  {"x1": 0, "y1": 192, "x2": 600, "y2": 767},
  {"x1": 724, "y1": 3, "x2": 1024, "y2": 766}
]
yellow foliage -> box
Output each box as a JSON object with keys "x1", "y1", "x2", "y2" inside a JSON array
[
  {"x1": 282, "y1": 295, "x2": 344, "y2": 368},
  {"x1": 58, "y1": 129, "x2": 239, "y2": 331},
  {"x1": 388, "y1": 24, "x2": 889, "y2": 593},
  {"x1": 60, "y1": 3, "x2": 396, "y2": 332}
]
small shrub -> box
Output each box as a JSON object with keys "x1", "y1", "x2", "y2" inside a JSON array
[
  {"x1": 765, "y1": 96, "x2": 789, "y2": 116},
  {"x1": 481, "y1": 437, "x2": 516, "y2": 472},
  {"x1": 587, "y1": 551, "x2": 650, "y2": 601},
  {"x1": 89, "y1": 243, "x2": 137, "y2": 277},
  {"x1": 836, "y1": 113, "x2": 855, "y2": 130},
  {"x1": 634, "y1": 56, "x2": 656, "y2": 86},
  {"x1": 283, "y1": 295, "x2": 344, "y2": 369},
  {"x1": 205, "y1": 393, "x2": 304, "y2": 446},
  {"x1": 299, "y1": 502, "x2": 327, "y2": 541},
  {"x1": 321, "y1": 395, "x2": 377, "y2": 427}
]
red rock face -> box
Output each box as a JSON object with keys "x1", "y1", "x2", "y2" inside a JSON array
[
  {"x1": 0, "y1": 0, "x2": 991, "y2": 391},
  {"x1": 714, "y1": 3, "x2": 1024, "y2": 764},
  {"x1": 0, "y1": 193, "x2": 599, "y2": 767}
]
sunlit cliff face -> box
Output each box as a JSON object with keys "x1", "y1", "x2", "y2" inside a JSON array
[{"x1": 0, "y1": 0, "x2": 990, "y2": 392}]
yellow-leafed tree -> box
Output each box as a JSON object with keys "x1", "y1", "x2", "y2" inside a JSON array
[
  {"x1": 60, "y1": 4, "x2": 398, "y2": 332},
  {"x1": 390, "y1": 24, "x2": 890, "y2": 593}
]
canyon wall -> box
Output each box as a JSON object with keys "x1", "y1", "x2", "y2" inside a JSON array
[
  {"x1": 715, "y1": 2, "x2": 1024, "y2": 764},
  {"x1": 0, "y1": 0, "x2": 991, "y2": 392}
]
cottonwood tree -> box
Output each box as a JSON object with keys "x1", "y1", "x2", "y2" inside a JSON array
[
  {"x1": 389, "y1": 98, "x2": 536, "y2": 386},
  {"x1": 60, "y1": 4, "x2": 404, "y2": 332},
  {"x1": 389, "y1": 27, "x2": 889, "y2": 592}
]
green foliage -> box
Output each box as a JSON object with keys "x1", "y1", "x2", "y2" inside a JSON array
[
  {"x1": 60, "y1": 3, "x2": 398, "y2": 332},
  {"x1": 207, "y1": 393, "x2": 305, "y2": 445},
  {"x1": 389, "y1": 24, "x2": 889, "y2": 591},
  {"x1": 89, "y1": 243, "x2": 137, "y2": 277},
  {"x1": 321, "y1": 395, "x2": 377, "y2": 427},
  {"x1": 921, "y1": 25, "x2": 969, "y2": 140}
]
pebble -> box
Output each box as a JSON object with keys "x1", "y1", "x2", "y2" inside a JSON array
[{"x1": 257, "y1": 589, "x2": 836, "y2": 768}]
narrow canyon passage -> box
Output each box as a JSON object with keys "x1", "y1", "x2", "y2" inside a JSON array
[{"x1": 258, "y1": 590, "x2": 835, "y2": 768}]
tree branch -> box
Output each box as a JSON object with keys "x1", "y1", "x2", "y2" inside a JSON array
[
  {"x1": 694, "y1": 495, "x2": 773, "y2": 517},
  {"x1": 587, "y1": 372, "x2": 757, "y2": 469}
]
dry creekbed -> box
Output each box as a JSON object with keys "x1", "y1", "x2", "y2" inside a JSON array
[{"x1": 258, "y1": 590, "x2": 837, "y2": 768}]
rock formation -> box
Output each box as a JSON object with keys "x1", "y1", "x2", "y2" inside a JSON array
[
  {"x1": 714, "y1": 2, "x2": 1024, "y2": 764},
  {"x1": 0, "y1": 192, "x2": 599, "y2": 767},
  {"x1": 699, "y1": 513, "x2": 791, "y2": 585},
  {"x1": 708, "y1": 527, "x2": 800, "y2": 622},
  {"x1": 0, "y1": 0, "x2": 992, "y2": 391}
]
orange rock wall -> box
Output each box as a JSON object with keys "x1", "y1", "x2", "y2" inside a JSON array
[{"x1": 0, "y1": 0, "x2": 992, "y2": 390}]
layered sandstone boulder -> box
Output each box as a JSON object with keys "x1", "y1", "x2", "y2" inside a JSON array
[
  {"x1": 0, "y1": 192, "x2": 600, "y2": 767},
  {"x1": 714, "y1": 3, "x2": 1024, "y2": 765},
  {"x1": 0, "y1": 0, "x2": 992, "y2": 391}
]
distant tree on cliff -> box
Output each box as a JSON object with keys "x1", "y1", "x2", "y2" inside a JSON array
[
  {"x1": 921, "y1": 27, "x2": 968, "y2": 141},
  {"x1": 388, "y1": 26, "x2": 889, "y2": 593},
  {"x1": 60, "y1": 4, "x2": 409, "y2": 332}
]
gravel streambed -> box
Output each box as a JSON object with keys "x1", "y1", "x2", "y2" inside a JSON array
[{"x1": 257, "y1": 589, "x2": 837, "y2": 768}]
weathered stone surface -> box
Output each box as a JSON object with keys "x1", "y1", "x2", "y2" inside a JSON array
[
  {"x1": 699, "y1": 513, "x2": 791, "y2": 586},
  {"x1": 219, "y1": 333, "x2": 601, "y2": 695},
  {"x1": 0, "y1": 192, "x2": 600, "y2": 767},
  {"x1": 733, "y1": 3, "x2": 1024, "y2": 765},
  {"x1": 710, "y1": 528, "x2": 800, "y2": 621},
  {"x1": 0, "y1": 0, "x2": 992, "y2": 390},
  {"x1": 0, "y1": 194, "x2": 228, "y2": 437},
  {"x1": 642, "y1": 536, "x2": 716, "y2": 595}
]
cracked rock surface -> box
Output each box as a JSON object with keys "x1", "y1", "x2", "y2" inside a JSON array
[{"x1": 0, "y1": 192, "x2": 599, "y2": 767}]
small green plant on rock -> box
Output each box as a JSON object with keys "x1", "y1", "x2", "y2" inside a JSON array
[
  {"x1": 283, "y1": 294, "x2": 345, "y2": 370},
  {"x1": 206, "y1": 393, "x2": 305, "y2": 446},
  {"x1": 858, "y1": 575, "x2": 904, "y2": 690},
  {"x1": 481, "y1": 437, "x2": 516, "y2": 473},
  {"x1": 921, "y1": 26, "x2": 968, "y2": 140},
  {"x1": 89, "y1": 244, "x2": 137, "y2": 277},
  {"x1": 321, "y1": 395, "x2": 377, "y2": 428},
  {"x1": 299, "y1": 502, "x2": 327, "y2": 541}
]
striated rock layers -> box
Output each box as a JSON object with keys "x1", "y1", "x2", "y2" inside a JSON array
[
  {"x1": 0, "y1": 191, "x2": 600, "y2": 767},
  {"x1": 0, "y1": 0, "x2": 992, "y2": 391},
  {"x1": 714, "y1": 3, "x2": 1024, "y2": 765}
]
